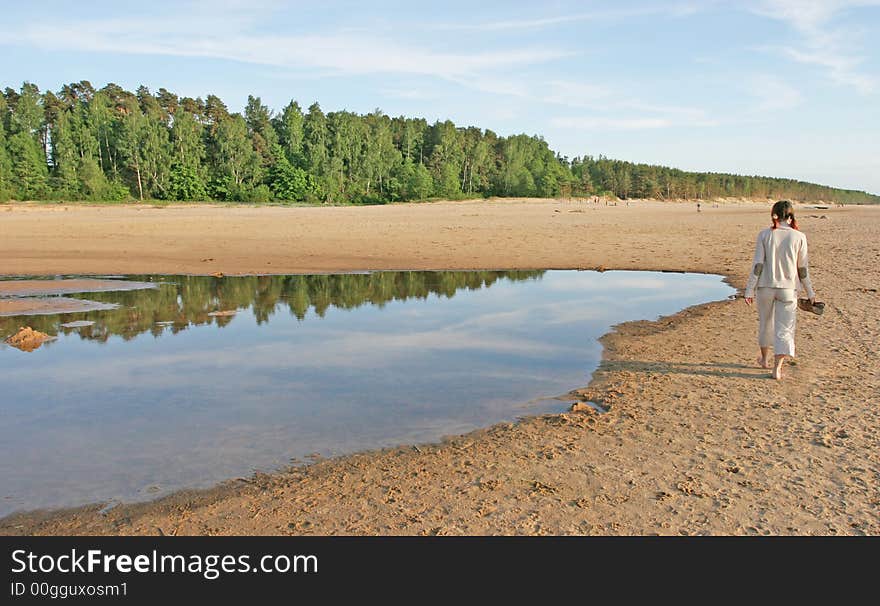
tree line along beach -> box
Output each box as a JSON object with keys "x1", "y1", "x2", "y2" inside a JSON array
[{"x1": 1, "y1": 82, "x2": 877, "y2": 206}]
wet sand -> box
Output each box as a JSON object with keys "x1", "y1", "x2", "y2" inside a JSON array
[
  {"x1": 0, "y1": 199, "x2": 877, "y2": 535},
  {"x1": 0, "y1": 279, "x2": 157, "y2": 316},
  {"x1": 0, "y1": 278, "x2": 156, "y2": 297},
  {"x1": 0, "y1": 297, "x2": 121, "y2": 317}
]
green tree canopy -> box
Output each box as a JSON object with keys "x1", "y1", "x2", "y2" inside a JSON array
[{"x1": 1, "y1": 80, "x2": 877, "y2": 205}]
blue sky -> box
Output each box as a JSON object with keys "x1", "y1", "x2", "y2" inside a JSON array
[{"x1": 1, "y1": 0, "x2": 878, "y2": 193}]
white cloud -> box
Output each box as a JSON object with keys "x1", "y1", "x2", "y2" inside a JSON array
[
  {"x1": 747, "y1": 75, "x2": 804, "y2": 111},
  {"x1": 441, "y1": 74, "x2": 717, "y2": 128},
  {"x1": 0, "y1": 3, "x2": 724, "y2": 132},
  {"x1": 780, "y1": 46, "x2": 876, "y2": 92},
  {"x1": 380, "y1": 88, "x2": 439, "y2": 101},
  {"x1": 550, "y1": 117, "x2": 674, "y2": 130},
  {"x1": 430, "y1": 10, "x2": 646, "y2": 32},
  {"x1": 541, "y1": 80, "x2": 614, "y2": 107},
  {"x1": 751, "y1": 0, "x2": 880, "y2": 93},
  {"x1": 446, "y1": 75, "x2": 535, "y2": 98},
  {"x1": 3, "y1": 20, "x2": 569, "y2": 80},
  {"x1": 752, "y1": 0, "x2": 878, "y2": 30},
  {"x1": 546, "y1": 97, "x2": 719, "y2": 131},
  {"x1": 428, "y1": 3, "x2": 709, "y2": 32}
]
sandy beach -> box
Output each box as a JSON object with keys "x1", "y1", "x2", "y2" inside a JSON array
[{"x1": 1, "y1": 198, "x2": 877, "y2": 535}]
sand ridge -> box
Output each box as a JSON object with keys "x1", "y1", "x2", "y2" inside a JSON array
[
  {"x1": 0, "y1": 199, "x2": 877, "y2": 535},
  {"x1": 0, "y1": 278, "x2": 158, "y2": 316},
  {"x1": 0, "y1": 278, "x2": 157, "y2": 297}
]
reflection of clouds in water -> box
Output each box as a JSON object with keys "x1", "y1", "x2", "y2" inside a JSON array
[
  {"x1": 448, "y1": 307, "x2": 532, "y2": 329},
  {"x1": 5, "y1": 273, "x2": 729, "y2": 390},
  {"x1": 9, "y1": 327, "x2": 574, "y2": 389},
  {"x1": 0, "y1": 270, "x2": 736, "y2": 514},
  {"x1": 534, "y1": 271, "x2": 671, "y2": 292},
  {"x1": 448, "y1": 301, "x2": 606, "y2": 328},
  {"x1": 458, "y1": 284, "x2": 726, "y2": 328},
  {"x1": 327, "y1": 328, "x2": 569, "y2": 357},
  {"x1": 533, "y1": 271, "x2": 729, "y2": 297}
]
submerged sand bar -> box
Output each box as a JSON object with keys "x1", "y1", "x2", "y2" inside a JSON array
[
  {"x1": 0, "y1": 278, "x2": 157, "y2": 297},
  {"x1": 0, "y1": 297, "x2": 119, "y2": 317},
  {"x1": 0, "y1": 278, "x2": 157, "y2": 316}
]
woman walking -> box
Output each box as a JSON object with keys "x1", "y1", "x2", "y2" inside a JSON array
[{"x1": 744, "y1": 200, "x2": 817, "y2": 380}]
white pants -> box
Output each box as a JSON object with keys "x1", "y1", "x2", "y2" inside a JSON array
[{"x1": 756, "y1": 287, "x2": 797, "y2": 357}]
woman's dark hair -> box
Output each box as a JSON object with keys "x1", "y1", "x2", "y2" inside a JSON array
[{"x1": 771, "y1": 200, "x2": 798, "y2": 230}]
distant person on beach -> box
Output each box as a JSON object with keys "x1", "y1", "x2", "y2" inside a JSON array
[
  {"x1": 697, "y1": 202, "x2": 701, "y2": 212},
  {"x1": 744, "y1": 200, "x2": 817, "y2": 380}
]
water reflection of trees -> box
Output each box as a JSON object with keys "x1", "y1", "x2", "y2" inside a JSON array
[{"x1": 0, "y1": 271, "x2": 544, "y2": 343}]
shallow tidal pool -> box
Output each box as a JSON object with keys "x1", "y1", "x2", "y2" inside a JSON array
[{"x1": 0, "y1": 270, "x2": 733, "y2": 515}]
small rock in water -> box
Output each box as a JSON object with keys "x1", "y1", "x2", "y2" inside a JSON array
[
  {"x1": 60, "y1": 320, "x2": 95, "y2": 329},
  {"x1": 4, "y1": 326, "x2": 56, "y2": 352}
]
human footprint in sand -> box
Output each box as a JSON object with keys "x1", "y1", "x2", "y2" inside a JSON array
[{"x1": 743, "y1": 200, "x2": 817, "y2": 380}]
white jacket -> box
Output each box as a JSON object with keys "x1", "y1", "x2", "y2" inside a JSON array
[{"x1": 744, "y1": 224, "x2": 815, "y2": 299}]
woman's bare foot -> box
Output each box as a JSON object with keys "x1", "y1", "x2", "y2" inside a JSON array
[
  {"x1": 756, "y1": 355, "x2": 770, "y2": 369},
  {"x1": 772, "y1": 355, "x2": 785, "y2": 380}
]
